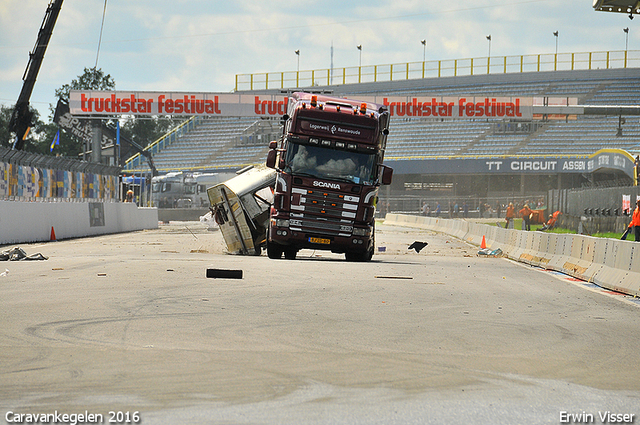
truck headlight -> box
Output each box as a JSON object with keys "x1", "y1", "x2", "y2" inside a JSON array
[
  {"x1": 352, "y1": 227, "x2": 370, "y2": 237},
  {"x1": 275, "y1": 219, "x2": 290, "y2": 227}
]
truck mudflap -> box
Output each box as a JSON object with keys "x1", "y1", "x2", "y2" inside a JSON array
[{"x1": 207, "y1": 166, "x2": 276, "y2": 255}]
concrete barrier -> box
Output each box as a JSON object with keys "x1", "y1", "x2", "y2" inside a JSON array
[
  {"x1": 0, "y1": 200, "x2": 158, "y2": 246},
  {"x1": 384, "y1": 214, "x2": 640, "y2": 298}
]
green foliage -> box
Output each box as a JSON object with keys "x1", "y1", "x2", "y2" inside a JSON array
[
  {"x1": 0, "y1": 105, "x2": 13, "y2": 148},
  {"x1": 120, "y1": 116, "x2": 180, "y2": 152},
  {"x1": 55, "y1": 67, "x2": 115, "y2": 103},
  {"x1": 0, "y1": 104, "x2": 46, "y2": 152}
]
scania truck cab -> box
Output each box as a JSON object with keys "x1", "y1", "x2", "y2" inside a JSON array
[{"x1": 266, "y1": 92, "x2": 392, "y2": 261}]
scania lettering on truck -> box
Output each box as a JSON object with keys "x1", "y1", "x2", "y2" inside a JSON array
[{"x1": 265, "y1": 92, "x2": 392, "y2": 261}]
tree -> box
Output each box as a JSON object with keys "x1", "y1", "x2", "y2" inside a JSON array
[
  {"x1": 55, "y1": 67, "x2": 115, "y2": 103},
  {"x1": 45, "y1": 67, "x2": 116, "y2": 158},
  {"x1": 1, "y1": 104, "x2": 45, "y2": 152},
  {"x1": 0, "y1": 105, "x2": 13, "y2": 148}
]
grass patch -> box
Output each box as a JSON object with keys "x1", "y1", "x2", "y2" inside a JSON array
[{"x1": 493, "y1": 220, "x2": 624, "y2": 239}]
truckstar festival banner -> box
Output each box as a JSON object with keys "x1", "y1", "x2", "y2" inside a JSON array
[{"x1": 70, "y1": 90, "x2": 535, "y2": 120}]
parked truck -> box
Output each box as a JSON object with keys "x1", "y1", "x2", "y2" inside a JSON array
[{"x1": 265, "y1": 92, "x2": 392, "y2": 261}]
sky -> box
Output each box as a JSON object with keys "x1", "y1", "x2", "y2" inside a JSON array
[{"x1": 0, "y1": 0, "x2": 638, "y2": 121}]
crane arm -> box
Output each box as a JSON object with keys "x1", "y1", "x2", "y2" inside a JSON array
[{"x1": 9, "y1": 0, "x2": 64, "y2": 150}]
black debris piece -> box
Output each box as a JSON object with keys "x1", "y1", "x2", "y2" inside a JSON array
[{"x1": 408, "y1": 241, "x2": 428, "y2": 253}]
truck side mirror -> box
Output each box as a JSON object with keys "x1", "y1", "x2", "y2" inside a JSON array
[
  {"x1": 269, "y1": 140, "x2": 278, "y2": 149},
  {"x1": 381, "y1": 165, "x2": 393, "y2": 185},
  {"x1": 266, "y1": 149, "x2": 277, "y2": 169}
]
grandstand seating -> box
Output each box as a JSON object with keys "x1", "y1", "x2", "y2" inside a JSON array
[{"x1": 128, "y1": 69, "x2": 640, "y2": 173}]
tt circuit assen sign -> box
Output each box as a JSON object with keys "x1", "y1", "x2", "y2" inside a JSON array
[
  {"x1": 387, "y1": 149, "x2": 637, "y2": 180},
  {"x1": 69, "y1": 90, "x2": 535, "y2": 120}
]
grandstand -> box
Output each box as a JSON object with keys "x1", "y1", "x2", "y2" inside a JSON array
[{"x1": 125, "y1": 66, "x2": 640, "y2": 204}]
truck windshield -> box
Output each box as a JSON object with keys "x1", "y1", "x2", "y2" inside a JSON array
[{"x1": 284, "y1": 142, "x2": 376, "y2": 185}]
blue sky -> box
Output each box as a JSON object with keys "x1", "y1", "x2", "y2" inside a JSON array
[{"x1": 0, "y1": 0, "x2": 637, "y2": 120}]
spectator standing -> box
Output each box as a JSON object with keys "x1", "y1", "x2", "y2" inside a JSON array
[
  {"x1": 505, "y1": 203, "x2": 515, "y2": 229},
  {"x1": 627, "y1": 199, "x2": 640, "y2": 242},
  {"x1": 519, "y1": 204, "x2": 533, "y2": 231},
  {"x1": 463, "y1": 202, "x2": 469, "y2": 218},
  {"x1": 435, "y1": 202, "x2": 441, "y2": 217}
]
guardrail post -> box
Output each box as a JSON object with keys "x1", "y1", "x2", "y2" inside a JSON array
[{"x1": 520, "y1": 55, "x2": 523, "y2": 73}]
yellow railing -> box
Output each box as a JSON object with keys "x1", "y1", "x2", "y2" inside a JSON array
[
  {"x1": 235, "y1": 50, "x2": 639, "y2": 91},
  {"x1": 123, "y1": 116, "x2": 199, "y2": 171}
]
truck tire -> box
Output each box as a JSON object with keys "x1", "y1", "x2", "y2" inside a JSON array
[
  {"x1": 267, "y1": 240, "x2": 283, "y2": 259},
  {"x1": 284, "y1": 248, "x2": 297, "y2": 260},
  {"x1": 345, "y1": 247, "x2": 373, "y2": 262}
]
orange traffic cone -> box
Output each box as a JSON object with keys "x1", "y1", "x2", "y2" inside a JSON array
[
  {"x1": 50, "y1": 226, "x2": 56, "y2": 241},
  {"x1": 480, "y1": 235, "x2": 487, "y2": 249}
]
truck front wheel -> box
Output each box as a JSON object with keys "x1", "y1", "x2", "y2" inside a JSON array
[
  {"x1": 345, "y1": 246, "x2": 373, "y2": 262},
  {"x1": 267, "y1": 240, "x2": 283, "y2": 259}
]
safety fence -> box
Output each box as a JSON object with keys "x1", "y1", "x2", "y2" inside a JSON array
[
  {"x1": 235, "y1": 49, "x2": 640, "y2": 91},
  {"x1": 0, "y1": 146, "x2": 120, "y2": 201},
  {"x1": 384, "y1": 213, "x2": 640, "y2": 298}
]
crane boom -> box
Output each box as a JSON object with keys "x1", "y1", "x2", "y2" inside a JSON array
[{"x1": 9, "y1": 0, "x2": 64, "y2": 150}]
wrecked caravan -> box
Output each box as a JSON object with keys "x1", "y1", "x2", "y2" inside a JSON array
[{"x1": 207, "y1": 166, "x2": 276, "y2": 255}]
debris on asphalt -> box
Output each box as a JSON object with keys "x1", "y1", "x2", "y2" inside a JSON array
[
  {"x1": 0, "y1": 247, "x2": 48, "y2": 261},
  {"x1": 0, "y1": 269, "x2": 8, "y2": 277},
  {"x1": 206, "y1": 268, "x2": 243, "y2": 279},
  {"x1": 477, "y1": 248, "x2": 503, "y2": 257},
  {"x1": 375, "y1": 276, "x2": 413, "y2": 280},
  {"x1": 408, "y1": 241, "x2": 428, "y2": 253}
]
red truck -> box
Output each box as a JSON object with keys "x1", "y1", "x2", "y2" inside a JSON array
[{"x1": 265, "y1": 92, "x2": 392, "y2": 261}]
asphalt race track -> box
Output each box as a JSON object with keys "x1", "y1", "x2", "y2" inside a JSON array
[{"x1": 1, "y1": 220, "x2": 639, "y2": 424}]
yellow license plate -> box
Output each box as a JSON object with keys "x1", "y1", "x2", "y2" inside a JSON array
[{"x1": 309, "y1": 237, "x2": 331, "y2": 245}]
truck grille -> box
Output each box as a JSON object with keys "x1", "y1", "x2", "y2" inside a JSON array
[{"x1": 289, "y1": 187, "x2": 359, "y2": 236}]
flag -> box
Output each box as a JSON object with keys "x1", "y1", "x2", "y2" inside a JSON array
[{"x1": 49, "y1": 129, "x2": 60, "y2": 152}]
